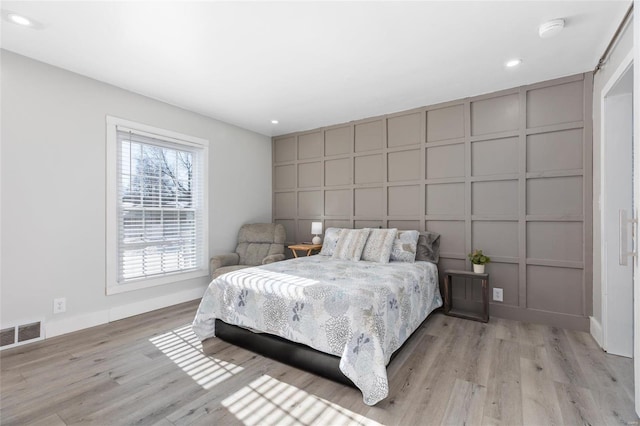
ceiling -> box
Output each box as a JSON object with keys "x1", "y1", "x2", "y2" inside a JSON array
[{"x1": 0, "y1": 1, "x2": 631, "y2": 137}]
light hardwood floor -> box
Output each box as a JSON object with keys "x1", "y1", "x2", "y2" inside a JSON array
[{"x1": 1, "y1": 300, "x2": 638, "y2": 425}]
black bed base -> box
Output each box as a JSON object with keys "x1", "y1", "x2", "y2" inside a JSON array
[{"x1": 213, "y1": 317, "x2": 422, "y2": 389}]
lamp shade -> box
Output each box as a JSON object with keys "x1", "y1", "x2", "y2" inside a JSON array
[{"x1": 311, "y1": 222, "x2": 323, "y2": 235}]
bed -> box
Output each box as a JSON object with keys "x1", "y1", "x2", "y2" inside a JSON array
[{"x1": 192, "y1": 234, "x2": 442, "y2": 405}]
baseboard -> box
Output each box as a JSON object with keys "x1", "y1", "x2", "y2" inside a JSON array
[
  {"x1": 45, "y1": 286, "x2": 206, "y2": 339},
  {"x1": 489, "y1": 304, "x2": 589, "y2": 331},
  {"x1": 590, "y1": 316, "x2": 604, "y2": 349}
]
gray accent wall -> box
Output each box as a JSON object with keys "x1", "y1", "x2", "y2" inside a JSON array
[{"x1": 273, "y1": 73, "x2": 593, "y2": 331}]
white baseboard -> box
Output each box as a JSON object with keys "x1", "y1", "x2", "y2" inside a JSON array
[
  {"x1": 590, "y1": 316, "x2": 604, "y2": 349},
  {"x1": 45, "y1": 286, "x2": 206, "y2": 339}
]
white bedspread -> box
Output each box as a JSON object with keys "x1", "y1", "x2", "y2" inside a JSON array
[{"x1": 192, "y1": 255, "x2": 442, "y2": 405}]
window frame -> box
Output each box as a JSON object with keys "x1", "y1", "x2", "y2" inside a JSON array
[{"x1": 106, "y1": 116, "x2": 209, "y2": 295}]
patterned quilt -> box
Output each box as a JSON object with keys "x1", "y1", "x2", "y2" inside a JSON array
[{"x1": 192, "y1": 255, "x2": 442, "y2": 405}]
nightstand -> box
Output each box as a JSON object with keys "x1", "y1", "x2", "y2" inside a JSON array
[
  {"x1": 443, "y1": 269, "x2": 490, "y2": 323},
  {"x1": 288, "y1": 243, "x2": 322, "y2": 258}
]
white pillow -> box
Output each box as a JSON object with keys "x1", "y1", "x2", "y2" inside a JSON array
[
  {"x1": 332, "y1": 228, "x2": 371, "y2": 261},
  {"x1": 361, "y1": 228, "x2": 398, "y2": 263},
  {"x1": 390, "y1": 230, "x2": 420, "y2": 262}
]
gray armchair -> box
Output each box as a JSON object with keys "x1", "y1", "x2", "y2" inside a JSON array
[{"x1": 210, "y1": 223, "x2": 286, "y2": 279}]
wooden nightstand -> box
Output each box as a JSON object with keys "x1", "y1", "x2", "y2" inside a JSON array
[
  {"x1": 443, "y1": 269, "x2": 490, "y2": 323},
  {"x1": 288, "y1": 244, "x2": 322, "y2": 258}
]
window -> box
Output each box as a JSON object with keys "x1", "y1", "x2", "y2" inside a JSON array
[{"x1": 106, "y1": 117, "x2": 208, "y2": 294}]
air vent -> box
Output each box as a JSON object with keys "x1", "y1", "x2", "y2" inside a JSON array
[
  {"x1": 0, "y1": 328, "x2": 15, "y2": 347},
  {"x1": 0, "y1": 320, "x2": 43, "y2": 350},
  {"x1": 18, "y1": 322, "x2": 41, "y2": 342}
]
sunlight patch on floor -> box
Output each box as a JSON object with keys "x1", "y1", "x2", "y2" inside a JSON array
[
  {"x1": 221, "y1": 374, "x2": 382, "y2": 426},
  {"x1": 149, "y1": 324, "x2": 243, "y2": 390}
]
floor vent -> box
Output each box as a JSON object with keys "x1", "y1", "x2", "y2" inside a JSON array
[
  {"x1": 0, "y1": 321, "x2": 43, "y2": 350},
  {"x1": 0, "y1": 328, "x2": 15, "y2": 347}
]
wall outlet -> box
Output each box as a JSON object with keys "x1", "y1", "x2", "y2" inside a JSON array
[
  {"x1": 492, "y1": 288, "x2": 503, "y2": 302},
  {"x1": 53, "y1": 297, "x2": 66, "y2": 314}
]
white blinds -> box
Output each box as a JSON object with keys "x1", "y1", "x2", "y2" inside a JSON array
[{"x1": 116, "y1": 129, "x2": 205, "y2": 282}]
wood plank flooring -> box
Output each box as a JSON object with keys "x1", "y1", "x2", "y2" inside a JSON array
[{"x1": 1, "y1": 300, "x2": 638, "y2": 425}]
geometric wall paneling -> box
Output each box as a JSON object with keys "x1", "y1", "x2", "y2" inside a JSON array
[
  {"x1": 526, "y1": 176, "x2": 583, "y2": 216},
  {"x1": 355, "y1": 154, "x2": 384, "y2": 184},
  {"x1": 470, "y1": 93, "x2": 519, "y2": 136},
  {"x1": 355, "y1": 220, "x2": 384, "y2": 229},
  {"x1": 426, "y1": 183, "x2": 465, "y2": 216},
  {"x1": 471, "y1": 137, "x2": 518, "y2": 176},
  {"x1": 388, "y1": 220, "x2": 421, "y2": 230},
  {"x1": 526, "y1": 265, "x2": 584, "y2": 315},
  {"x1": 526, "y1": 79, "x2": 584, "y2": 128},
  {"x1": 274, "y1": 136, "x2": 296, "y2": 163},
  {"x1": 297, "y1": 219, "x2": 318, "y2": 243},
  {"x1": 387, "y1": 112, "x2": 422, "y2": 148},
  {"x1": 354, "y1": 187, "x2": 383, "y2": 217},
  {"x1": 355, "y1": 120, "x2": 384, "y2": 152},
  {"x1": 274, "y1": 192, "x2": 296, "y2": 218},
  {"x1": 486, "y1": 262, "x2": 519, "y2": 306},
  {"x1": 426, "y1": 104, "x2": 465, "y2": 142},
  {"x1": 298, "y1": 131, "x2": 323, "y2": 160},
  {"x1": 274, "y1": 164, "x2": 296, "y2": 189},
  {"x1": 298, "y1": 190, "x2": 323, "y2": 217},
  {"x1": 426, "y1": 143, "x2": 465, "y2": 179},
  {"x1": 471, "y1": 180, "x2": 519, "y2": 217},
  {"x1": 527, "y1": 129, "x2": 583, "y2": 173},
  {"x1": 387, "y1": 185, "x2": 421, "y2": 216},
  {"x1": 425, "y1": 220, "x2": 466, "y2": 256},
  {"x1": 437, "y1": 257, "x2": 466, "y2": 288},
  {"x1": 297, "y1": 161, "x2": 322, "y2": 188},
  {"x1": 325, "y1": 126, "x2": 353, "y2": 156},
  {"x1": 325, "y1": 189, "x2": 352, "y2": 216},
  {"x1": 527, "y1": 221, "x2": 583, "y2": 263},
  {"x1": 325, "y1": 219, "x2": 352, "y2": 229},
  {"x1": 472, "y1": 221, "x2": 518, "y2": 259},
  {"x1": 275, "y1": 219, "x2": 296, "y2": 245},
  {"x1": 325, "y1": 158, "x2": 351, "y2": 186},
  {"x1": 388, "y1": 149, "x2": 421, "y2": 181}
]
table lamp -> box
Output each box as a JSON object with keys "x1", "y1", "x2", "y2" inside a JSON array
[{"x1": 311, "y1": 222, "x2": 323, "y2": 245}]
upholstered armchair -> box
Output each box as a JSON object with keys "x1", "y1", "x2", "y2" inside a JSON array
[{"x1": 210, "y1": 223, "x2": 286, "y2": 279}]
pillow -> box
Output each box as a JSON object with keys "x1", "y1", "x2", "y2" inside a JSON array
[
  {"x1": 332, "y1": 228, "x2": 371, "y2": 261},
  {"x1": 390, "y1": 230, "x2": 420, "y2": 263},
  {"x1": 361, "y1": 228, "x2": 398, "y2": 263},
  {"x1": 319, "y1": 227, "x2": 343, "y2": 256},
  {"x1": 416, "y1": 231, "x2": 441, "y2": 263}
]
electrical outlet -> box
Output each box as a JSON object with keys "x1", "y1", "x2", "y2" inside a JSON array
[
  {"x1": 492, "y1": 288, "x2": 503, "y2": 302},
  {"x1": 53, "y1": 297, "x2": 66, "y2": 314}
]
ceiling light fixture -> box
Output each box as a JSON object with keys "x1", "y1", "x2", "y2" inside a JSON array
[
  {"x1": 271, "y1": 120, "x2": 279, "y2": 124},
  {"x1": 8, "y1": 13, "x2": 32, "y2": 26},
  {"x1": 539, "y1": 19, "x2": 565, "y2": 38},
  {"x1": 505, "y1": 59, "x2": 522, "y2": 68}
]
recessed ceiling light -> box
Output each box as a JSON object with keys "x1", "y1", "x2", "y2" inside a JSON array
[
  {"x1": 271, "y1": 120, "x2": 279, "y2": 124},
  {"x1": 539, "y1": 19, "x2": 565, "y2": 38},
  {"x1": 505, "y1": 59, "x2": 522, "y2": 68},
  {"x1": 8, "y1": 13, "x2": 32, "y2": 26}
]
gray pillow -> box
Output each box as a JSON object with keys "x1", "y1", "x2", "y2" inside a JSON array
[
  {"x1": 319, "y1": 227, "x2": 343, "y2": 256},
  {"x1": 361, "y1": 228, "x2": 398, "y2": 263},
  {"x1": 332, "y1": 228, "x2": 371, "y2": 261},
  {"x1": 416, "y1": 231, "x2": 440, "y2": 263},
  {"x1": 390, "y1": 230, "x2": 420, "y2": 263}
]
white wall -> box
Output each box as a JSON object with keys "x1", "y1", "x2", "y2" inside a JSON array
[
  {"x1": 0, "y1": 50, "x2": 273, "y2": 338},
  {"x1": 592, "y1": 15, "x2": 635, "y2": 344}
]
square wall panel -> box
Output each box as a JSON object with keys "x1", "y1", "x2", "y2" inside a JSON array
[
  {"x1": 355, "y1": 220, "x2": 383, "y2": 229},
  {"x1": 298, "y1": 132, "x2": 323, "y2": 159},
  {"x1": 297, "y1": 162, "x2": 322, "y2": 188},
  {"x1": 388, "y1": 112, "x2": 422, "y2": 147},
  {"x1": 437, "y1": 257, "x2": 466, "y2": 289},
  {"x1": 527, "y1": 129, "x2": 583, "y2": 173},
  {"x1": 470, "y1": 94, "x2": 519, "y2": 136},
  {"x1": 355, "y1": 154, "x2": 383, "y2": 184},
  {"x1": 471, "y1": 137, "x2": 518, "y2": 176},
  {"x1": 427, "y1": 105, "x2": 465, "y2": 142},
  {"x1": 472, "y1": 221, "x2": 518, "y2": 258},
  {"x1": 274, "y1": 164, "x2": 295, "y2": 190},
  {"x1": 325, "y1": 126, "x2": 352, "y2": 156},
  {"x1": 275, "y1": 219, "x2": 295, "y2": 243},
  {"x1": 527, "y1": 80, "x2": 583, "y2": 128},
  {"x1": 527, "y1": 176, "x2": 582, "y2": 216},
  {"x1": 527, "y1": 221, "x2": 583, "y2": 262},
  {"x1": 426, "y1": 143, "x2": 464, "y2": 179},
  {"x1": 388, "y1": 149, "x2": 421, "y2": 182},
  {"x1": 325, "y1": 189, "x2": 352, "y2": 216},
  {"x1": 298, "y1": 191, "x2": 323, "y2": 217},
  {"x1": 355, "y1": 120, "x2": 383, "y2": 152},
  {"x1": 527, "y1": 266, "x2": 583, "y2": 315},
  {"x1": 325, "y1": 219, "x2": 351, "y2": 229},
  {"x1": 355, "y1": 187, "x2": 383, "y2": 217},
  {"x1": 472, "y1": 180, "x2": 518, "y2": 216},
  {"x1": 388, "y1": 185, "x2": 420, "y2": 216},
  {"x1": 426, "y1": 220, "x2": 465, "y2": 255},
  {"x1": 426, "y1": 183, "x2": 464, "y2": 216},
  {"x1": 274, "y1": 192, "x2": 296, "y2": 218},
  {"x1": 388, "y1": 220, "x2": 420, "y2": 230},
  {"x1": 485, "y1": 262, "x2": 518, "y2": 306},
  {"x1": 297, "y1": 219, "x2": 320, "y2": 243},
  {"x1": 274, "y1": 137, "x2": 296, "y2": 163},
  {"x1": 325, "y1": 158, "x2": 351, "y2": 186}
]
